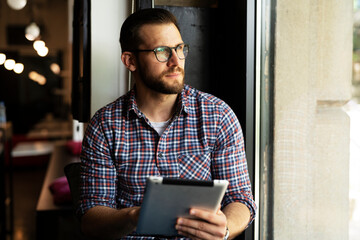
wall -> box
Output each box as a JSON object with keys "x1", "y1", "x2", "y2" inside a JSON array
[
  {"x1": 90, "y1": 0, "x2": 131, "y2": 116},
  {"x1": 273, "y1": 0, "x2": 352, "y2": 239}
]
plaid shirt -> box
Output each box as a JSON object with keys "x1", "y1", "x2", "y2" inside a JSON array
[{"x1": 78, "y1": 85, "x2": 256, "y2": 239}]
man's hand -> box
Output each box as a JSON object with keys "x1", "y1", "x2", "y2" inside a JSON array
[{"x1": 175, "y1": 206, "x2": 227, "y2": 240}]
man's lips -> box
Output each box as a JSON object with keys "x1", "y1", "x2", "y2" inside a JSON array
[
  {"x1": 162, "y1": 67, "x2": 184, "y2": 78},
  {"x1": 165, "y1": 72, "x2": 181, "y2": 77}
]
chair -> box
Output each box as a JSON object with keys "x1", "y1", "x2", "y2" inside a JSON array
[
  {"x1": 63, "y1": 162, "x2": 89, "y2": 240},
  {"x1": 64, "y1": 162, "x2": 81, "y2": 213}
]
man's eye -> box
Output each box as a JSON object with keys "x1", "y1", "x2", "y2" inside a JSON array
[{"x1": 156, "y1": 47, "x2": 167, "y2": 53}]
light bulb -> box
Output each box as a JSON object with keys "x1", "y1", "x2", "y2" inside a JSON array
[
  {"x1": 14, "y1": 63, "x2": 24, "y2": 74},
  {"x1": 4, "y1": 59, "x2": 16, "y2": 70},
  {"x1": 33, "y1": 40, "x2": 45, "y2": 51},
  {"x1": 38, "y1": 76, "x2": 46, "y2": 85},
  {"x1": 37, "y1": 46, "x2": 49, "y2": 57},
  {"x1": 28, "y1": 71, "x2": 46, "y2": 85},
  {"x1": 50, "y1": 63, "x2": 61, "y2": 75},
  {"x1": 7, "y1": 0, "x2": 27, "y2": 10},
  {"x1": 0, "y1": 53, "x2": 6, "y2": 65},
  {"x1": 25, "y1": 22, "x2": 40, "y2": 41},
  {"x1": 28, "y1": 71, "x2": 38, "y2": 81}
]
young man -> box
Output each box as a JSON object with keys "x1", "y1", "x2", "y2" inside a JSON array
[{"x1": 78, "y1": 8, "x2": 256, "y2": 240}]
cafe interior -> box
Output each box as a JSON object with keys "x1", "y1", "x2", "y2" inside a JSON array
[
  {"x1": 1, "y1": 0, "x2": 242, "y2": 239},
  {"x1": 3, "y1": 0, "x2": 233, "y2": 239},
  {"x1": 0, "y1": 0, "x2": 82, "y2": 239},
  {"x1": 3, "y1": 0, "x2": 240, "y2": 239}
]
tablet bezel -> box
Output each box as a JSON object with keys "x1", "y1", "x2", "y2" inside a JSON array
[{"x1": 135, "y1": 176, "x2": 229, "y2": 237}]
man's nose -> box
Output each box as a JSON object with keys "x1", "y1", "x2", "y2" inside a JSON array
[{"x1": 167, "y1": 49, "x2": 181, "y2": 66}]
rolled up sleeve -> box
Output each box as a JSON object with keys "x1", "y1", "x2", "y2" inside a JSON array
[
  {"x1": 211, "y1": 106, "x2": 257, "y2": 226},
  {"x1": 77, "y1": 112, "x2": 118, "y2": 217}
]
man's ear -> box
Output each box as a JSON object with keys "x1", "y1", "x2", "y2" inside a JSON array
[{"x1": 121, "y1": 52, "x2": 136, "y2": 72}]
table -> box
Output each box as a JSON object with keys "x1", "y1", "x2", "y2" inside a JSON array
[
  {"x1": 36, "y1": 141, "x2": 86, "y2": 240},
  {"x1": 11, "y1": 141, "x2": 54, "y2": 158},
  {"x1": 27, "y1": 119, "x2": 72, "y2": 140}
]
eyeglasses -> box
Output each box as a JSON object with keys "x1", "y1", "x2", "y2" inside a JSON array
[{"x1": 131, "y1": 43, "x2": 189, "y2": 62}]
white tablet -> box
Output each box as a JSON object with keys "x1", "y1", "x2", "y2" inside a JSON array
[{"x1": 135, "y1": 176, "x2": 229, "y2": 237}]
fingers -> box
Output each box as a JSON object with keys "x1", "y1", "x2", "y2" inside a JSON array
[
  {"x1": 176, "y1": 219, "x2": 225, "y2": 240},
  {"x1": 175, "y1": 208, "x2": 227, "y2": 240},
  {"x1": 190, "y1": 208, "x2": 224, "y2": 226}
]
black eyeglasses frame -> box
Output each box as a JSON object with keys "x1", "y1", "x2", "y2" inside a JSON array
[{"x1": 129, "y1": 43, "x2": 189, "y2": 62}]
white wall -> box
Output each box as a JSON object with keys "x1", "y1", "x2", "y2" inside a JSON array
[{"x1": 91, "y1": 0, "x2": 132, "y2": 116}]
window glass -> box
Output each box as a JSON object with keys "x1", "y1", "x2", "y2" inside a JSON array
[{"x1": 349, "y1": 1, "x2": 360, "y2": 238}]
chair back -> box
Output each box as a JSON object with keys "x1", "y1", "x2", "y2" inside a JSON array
[{"x1": 64, "y1": 162, "x2": 81, "y2": 213}]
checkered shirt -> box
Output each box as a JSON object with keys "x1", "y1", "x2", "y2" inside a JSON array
[{"x1": 78, "y1": 84, "x2": 256, "y2": 239}]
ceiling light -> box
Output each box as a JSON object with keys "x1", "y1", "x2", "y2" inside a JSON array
[
  {"x1": 7, "y1": 0, "x2": 27, "y2": 10},
  {"x1": 28, "y1": 71, "x2": 38, "y2": 80},
  {"x1": 37, "y1": 46, "x2": 49, "y2": 57},
  {"x1": 4, "y1": 59, "x2": 16, "y2": 70},
  {"x1": 25, "y1": 22, "x2": 40, "y2": 41},
  {"x1": 33, "y1": 40, "x2": 49, "y2": 57},
  {"x1": 33, "y1": 40, "x2": 45, "y2": 51},
  {"x1": 50, "y1": 63, "x2": 61, "y2": 75},
  {"x1": 28, "y1": 71, "x2": 46, "y2": 85},
  {"x1": 0, "y1": 53, "x2": 6, "y2": 65},
  {"x1": 13, "y1": 63, "x2": 24, "y2": 74}
]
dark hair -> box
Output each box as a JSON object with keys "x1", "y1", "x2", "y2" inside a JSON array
[{"x1": 120, "y1": 8, "x2": 180, "y2": 52}]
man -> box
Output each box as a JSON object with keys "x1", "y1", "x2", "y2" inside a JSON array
[{"x1": 78, "y1": 8, "x2": 256, "y2": 240}]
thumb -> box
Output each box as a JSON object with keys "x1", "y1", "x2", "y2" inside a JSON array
[{"x1": 216, "y1": 204, "x2": 222, "y2": 214}]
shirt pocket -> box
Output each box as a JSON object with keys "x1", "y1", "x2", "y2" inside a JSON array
[{"x1": 177, "y1": 152, "x2": 212, "y2": 180}]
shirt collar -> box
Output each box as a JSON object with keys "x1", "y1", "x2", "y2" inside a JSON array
[
  {"x1": 126, "y1": 85, "x2": 190, "y2": 119},
  {"x1": 126, "y1": 88, "x2": 142, "y2": 119},
  {"x1": 179, "y1": 85, "x2": 190, "y2": 114}
]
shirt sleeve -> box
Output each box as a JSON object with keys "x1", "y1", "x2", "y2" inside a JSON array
[
  {"x1": 211, "y1": 104, "x2": 257, "y2": 226},
  {"x1": 76, "y1": 111, "x2": 118, "y2": 217}
]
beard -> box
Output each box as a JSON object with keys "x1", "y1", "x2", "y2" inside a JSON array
[{"x1": 138, "y1": 64, "x2": 185, "y2": 94}]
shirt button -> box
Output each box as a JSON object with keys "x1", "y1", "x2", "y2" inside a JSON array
[{"x1": 158, "y1": 153, "x2": 163, "y2": 158}]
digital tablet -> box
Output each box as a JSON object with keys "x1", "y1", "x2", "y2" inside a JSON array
[{"x1": 135, "y1": 176, "x2": 229, "y2": 237}]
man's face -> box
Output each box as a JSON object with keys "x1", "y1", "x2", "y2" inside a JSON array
[{"x1": 135, "y1": 23, "x2": 186, "y2": 94}]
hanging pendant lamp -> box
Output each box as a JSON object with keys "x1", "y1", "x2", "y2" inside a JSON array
[{"x1": 7, "y1": 0, "x2": 27, "y2": 10}]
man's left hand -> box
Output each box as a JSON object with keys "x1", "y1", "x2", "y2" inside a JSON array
[{"x1": 175, "y1": 207, "x2": 227, "y2": 240}]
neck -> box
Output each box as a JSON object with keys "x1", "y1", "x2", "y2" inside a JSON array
[{"x1": 135, "y1": 84, "x2": 178, "y2": 122}]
